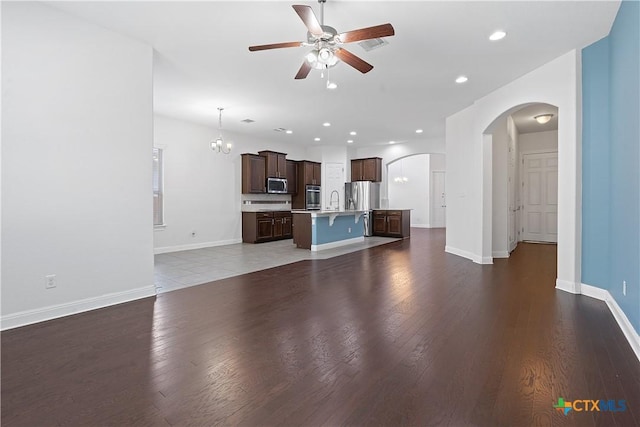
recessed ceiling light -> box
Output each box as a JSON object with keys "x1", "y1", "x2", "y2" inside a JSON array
[
  {"x1": 455, "y1": 76, "x2": 468, "y2": 84},
  {"x1": 350, "y1": 131, "x2": 357, "y2": 136},
  {"x1": 347, "y1": 140, "x2": 353, "y2": 143},
  {"x1": 323, "y1": 122, "x2": 331, "y2": 127},
  {"x1": 285, "y1": 130, "x2": 293, "y2": 134},
  {"x1": 389, "y1": 141, "x2": 396, "y2": 144},
  {"x1": 489, "y1": 30, "x2": 507, "y2": 41},
  {"x1": 314, "y1": 137, "x2": 321, "y2": 141},
  {"x1": 415, "y1": 129, "x2": 423, "y2": 134}
]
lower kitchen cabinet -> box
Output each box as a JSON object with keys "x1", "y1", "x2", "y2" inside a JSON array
[
  {"x1": 372, "y1": 210, "x2": 411, "y2": 238},
  {"x1": 242, "y1": 211, "x2": 293, "y2": 243}
]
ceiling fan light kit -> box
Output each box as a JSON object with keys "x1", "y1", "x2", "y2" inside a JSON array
[{"x1": 248, "y1": 0, "x2": 395, "y2": 81}]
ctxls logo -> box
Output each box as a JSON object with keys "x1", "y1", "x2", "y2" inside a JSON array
[{"x1": 553, "y1": 397, "x2": 627, "y2": 415}]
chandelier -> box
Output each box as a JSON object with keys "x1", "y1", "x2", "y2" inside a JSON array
[{"x1": 210, "y1": 107, "x2": 232, "y2": 154}]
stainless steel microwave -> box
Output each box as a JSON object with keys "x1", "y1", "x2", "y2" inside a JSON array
[{"x1": 267, "y1": 177, "x2": 287, "y2": 194}]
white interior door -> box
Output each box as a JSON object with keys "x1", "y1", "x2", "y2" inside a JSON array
[
  {"x1": 522, "y1": 152, "x2": 558, "y2": 243},
  {"x1": 431, "y1": 171, "x2": 446, "y2": 228},
  {"x1": 324, "y1": 163, "x2": 344, "y2": 210}
]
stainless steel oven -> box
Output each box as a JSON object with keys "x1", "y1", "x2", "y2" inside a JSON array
[{"x1": 305, "y1": 185, "x2": 321, "y2": 210}]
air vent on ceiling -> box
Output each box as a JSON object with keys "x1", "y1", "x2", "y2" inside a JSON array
[
  {"x1": 273, "y1": 127, "x2": 287, "y2": 132},
  {"x1": 241, "y1": 118, "x2": 255, "y2": 123},
  {"x1": 358, "y1": 38, "x2": 389, "y2": 52}
]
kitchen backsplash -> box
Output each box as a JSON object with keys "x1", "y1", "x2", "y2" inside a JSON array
[{"x1": 241, "y1": 194, "x2": 291, "y2": 212}]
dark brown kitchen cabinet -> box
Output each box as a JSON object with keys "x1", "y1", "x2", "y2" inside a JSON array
[
  {"x1": 256, "y1": 216, "x2": 274, "y2": 240},
  {"x1": 291, "y1": 161, "x2": 321, "y2": 210},
  {"x1": 259, "y1": 150, "x2": 287, "y2": 178},
  {"x1": 274, "y1": 211, "x2": 292, "y2": 238},
  {"x1": 241, "y1": 154, "x2": 266, "y2": 194},
  {"x1": 242, "y1": 211, "x2": 293, "y2": 243},
  {"x1": 372, "y1": 210, "x2": 411, "y2": 238},
  {"x1": 286, "y1": 160, "x2": 297, "y2": 195},
  {"x1": 301, "y1": 161, "x2": 321, "y2": 185},
  {"x1": 292, "y1": 212, "x2": 312, "y2": 249},
  {"x1": 351, "y1": 157, "x2": 382, "y2": 182}
]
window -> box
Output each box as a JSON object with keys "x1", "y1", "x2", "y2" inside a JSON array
[{"x1": 153, "y1": 147, "x2": 164, "y2": 226}]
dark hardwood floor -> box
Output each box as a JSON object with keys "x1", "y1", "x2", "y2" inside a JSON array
[{"x1": 2, "y1": 229, "x2": 639, "y2": 426}]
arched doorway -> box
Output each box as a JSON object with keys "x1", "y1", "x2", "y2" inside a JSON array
[
  {"x1": 386, "y1": 153, "x2": 446, "y2": 228},
  {"x1": 484, "y1": 103, "x2": 559, "y2": 257}
]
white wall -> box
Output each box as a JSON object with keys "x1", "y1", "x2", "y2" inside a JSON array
[
  {"x1": 520, "y1": 130, "x2": 559, "y2": 153},
  {"x1": 1, "y1": 2, "x2": 155, "y2": 329},
  {"x1": 388, "y1": 155, "x2": 429, "y2": 226},
  {"x1": 153, "y1": 115, "x2": 308, "y2": 252},
  {"x1": 445, "y1": 50, "x2": 581, "y2": 292},
  {"x1": 445, "y1": 107, "x2": 483, "y2": 261},
  {"x1": 491, "y1": 116, "x2": 509, "y2": 257}
]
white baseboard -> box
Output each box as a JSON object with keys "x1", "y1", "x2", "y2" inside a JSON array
[
  {"x1": 411, "y1": 224, "x2": 430, "y2": 228},
  {"x1": 579, "y1": 283, "x2": 640, "y2": 362},
  {"x1": 1, "y1": 285, "x2": 156, "y2": 331},
  {"x1": 154, "y1": 238, "x2": 243, "y2": 254},
  {"x1": 579, "y1": 283, "x2": 608, "y2": 300},
  {"x1": 555, "y1": 278, "x2": 580, "y2": 294},
  {"x1": 445, "y1": 246, "x2": 492, "y2": 264},
  {"x1": 311, "y1": 236, "x2": 364, "y2": 252},
  {"x1": 492, "y1": 251, "x2": 509, "y2": 258}
]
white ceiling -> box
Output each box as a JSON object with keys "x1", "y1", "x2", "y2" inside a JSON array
[
  {"x1": 49, "y1": 1, "x2": 619, "y2": 148},
  {"x1": 512, "y1": 103, "x2": 559, "y2": 134}
]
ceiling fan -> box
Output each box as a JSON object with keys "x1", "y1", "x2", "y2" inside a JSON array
[{"x1": 248, "y1": 0, "x2": 395, "y2": 79}]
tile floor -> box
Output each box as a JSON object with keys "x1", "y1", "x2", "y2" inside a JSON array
[{"x1": 154, "y1": 236, "x2": 399, "y2": 293}]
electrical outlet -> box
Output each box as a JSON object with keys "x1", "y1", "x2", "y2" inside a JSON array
[
  {"x1": 191, "y1": 230, "x2": 196, "y2": 238},
  {"x1": 623, "y1": 280, "x2": 626, "y2": 296},
  {"x1": 348, "y1": 227, "x2": 352, "y2": 233},
  {"x1": 45, "y1": 274, "x2": 56, "y2": 289}
]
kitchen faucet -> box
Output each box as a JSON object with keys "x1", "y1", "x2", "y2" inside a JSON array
[{"x1": 329, "y1": 190, "x2": 340, "y2": 210}]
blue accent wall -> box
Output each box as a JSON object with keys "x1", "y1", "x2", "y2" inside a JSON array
[
  {"x1": 582, "y1": 37, "x2": 611, "y2": 288},
  {"x1": 582, "y1": 0, "x2": 640, "y2": 332}
]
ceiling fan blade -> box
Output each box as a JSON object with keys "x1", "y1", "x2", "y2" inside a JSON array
[
  {"x1": 335, "y1": 48, "x2": 374, "y2": 74},
  {"x1": 337, "y1": 23, "x2": 395, "y2": 44},
  {"x1": 294, "y1": 62, "x2": 313, "y2": 80},
  {"x1": 248, "y1": 41, "x2": 304, "y2": 52},
  {"x1": 292, "y1": 5, "x2": 324, "y2": 37}
]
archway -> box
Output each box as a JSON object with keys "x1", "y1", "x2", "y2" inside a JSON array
[
  {"x1": 386, "y1": 153, "x2": 446, "y2": 228},
  {"x1": 484, "y1": 103, "x2": 559, "y2": 258}
]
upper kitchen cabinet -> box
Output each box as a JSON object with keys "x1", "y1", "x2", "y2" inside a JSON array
[
  {"x1": 300, "y1": 161, "x2": 321, "y2": 185},
  {"x1": 286, "y1": 160, "x2": 297, "y2": 194},
  {"x1": 241, "y1": 153, "x2": 266, "y2": 194},
  {"x1": 259, "y1": 150, "x2": 287, "y2": 178},
  {"x1": 351, "y1": 157, "x2": 382, "y2": 182}
]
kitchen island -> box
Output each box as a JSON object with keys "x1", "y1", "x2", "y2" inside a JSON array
[{"x1": 292, "y1": 210, "x2": 365, "y2": 251}]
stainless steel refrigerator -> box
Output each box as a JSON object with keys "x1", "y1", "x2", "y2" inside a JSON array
[{"x1": 344, "y1": 181, "x2": 381, "y2": 236}]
